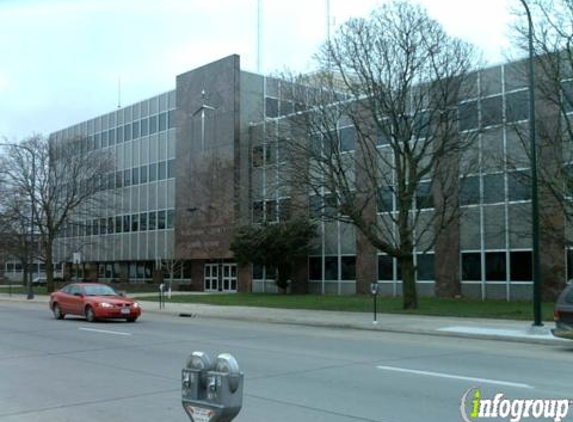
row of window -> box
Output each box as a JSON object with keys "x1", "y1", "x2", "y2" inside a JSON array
[
  {"x1": 80, "y1": 111, "x2": 176, "y2": 152},
  {"x1": 299, "y1": 251, "x2": 535, "y2": 282},
  {"x1": 460, "y1": 171, "x2": 531, "y2": 206},
  {"x1": 96, "y1": 260, "x2": 192, "y2": 280},
  {"x1": 61, "y1": 209, "x2": 175, "y2": 238},
  {"x1": 5, "y1": 262, "x2": 63, "y2": 273},
  {"x1": 252, "y1": 198, "x2": 291, "y2": 223},
  {"x1": 92, "y1": 160, "x2": 176, "y2": 192}
]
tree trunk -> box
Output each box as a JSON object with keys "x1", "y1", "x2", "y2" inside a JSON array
[
  {"x1": 45, "y1": 240, "x2": 56, "y2": 293},
  {"x1": 401, "y1": 254, "x2": 418, "y2": 309}
]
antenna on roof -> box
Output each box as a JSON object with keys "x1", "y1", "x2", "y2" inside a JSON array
[
  {"x1": 117, "y1": 77, "x2": 122, "y2": 109},
  {"x1": 257, "y1": 0, "x2": 262, "y2": 73},
  {"x1": 326, "y1": 0, "x2": 331, "y2": 44}
]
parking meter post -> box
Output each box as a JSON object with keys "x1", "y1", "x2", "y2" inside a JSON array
[
  {"x1": 181, "y1": 351, "x2": 244, "y2": 422},
  {"x1": 370, "y1": 282, "x2": 379, "y2": 325}
]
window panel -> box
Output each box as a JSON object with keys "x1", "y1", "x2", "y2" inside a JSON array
[
  {"x1": 461, "y1": 252, "x2": 481, "y2": 281},
  {"x1": 506, "y1": 90, "x2": 529, "y2": 123},
  {"x1": 510, "y1": 251, "x2": 532, "y2": 281},
  {"x1": 416, "y1": 254, "x2": 434, "y2": 280},
  {"x1": 483, "y1": 174, "x2": 505, "y2": 204},
  {"x1": 460, "y1": 176, "x2": 480, "y2": 205},
  {"x1": 308, "y1": 257, "x2": 322, "y2": 280},
  {"x1": 481, "y1": 96, "x2": 503, "y2": 127},
  {"x1": 485, "y1": 252, "x2": 506, "y2": 281}
]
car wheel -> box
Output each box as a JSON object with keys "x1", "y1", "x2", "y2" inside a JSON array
[
  {"x1": 126, "y1": 317, "x2": 137, "y2": 323},
  {"x1": 85, "y1": 306, "x2": 96, "y2": 323},
  {"x1": 52, "y1": 304, "x2": 65, "y2": 320}
]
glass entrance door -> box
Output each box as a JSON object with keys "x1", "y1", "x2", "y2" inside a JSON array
[
  {"x1": 222, "y1": 264, "x2": 237, "y2": 292},
  {"x1": 204, "y1": 263, "x2": 219, "y2": 292}
]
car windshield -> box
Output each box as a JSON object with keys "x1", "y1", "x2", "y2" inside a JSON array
[{"x1": 83, "y1": 285, "x2": 118, "y2": 297}]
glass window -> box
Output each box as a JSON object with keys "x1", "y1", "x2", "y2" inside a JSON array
[
  {"x1": 458, "y1": 100, "x2": 478, "y2": 131},
  {"x1": 124, "y1": 124, "x2": 132, "y2": 142},
  {"x1": 108, "y1": 217, "x2": 114, "y2": 234},
  {"x1": 280, "y1": 100, "x2": 294, "y2": 116},
  {"x1": 378, "y1": 255, "x2": 393, "y2": 280},
  {"x1": 99, "y1": 218, "x2": 107, "y2": 235},
  {"x1": 140, "y1": 118, "x2": 149, "y2": 136},
  {"x1": 462, "y1": 252, "x2": 481, "y2": 280},
  {"x1": 124, "y1": 169, "x2": 131, "y2": 187},
  {"x1": 167, "y1": 159, "x2": 176, "y2": 178},
  {"x1": 158, "y1": 112, "x2": 167, "y2": 132},
  {"x1": 265, "y1": 97, "x2": 279, "y2": 118},
  {"x1": 483, "y1": 174, "x2": 505, "y2": 204},
  {"x1": 265, "y1": 200, "x2": 277, "y2": 222},
  {"x1": 148, "y1": 211, "x2": 157, "y2": 230},
  {"x1": 460, "y1": 176, "x2": 480, "y2": 205},
  {"x1": 341, "y1": 256, "x2": 356, "y2": 280},
  {"x1": 253, "y1": 201, "x2": 264, "y2": 223},
  {"x1": 481, "y1": 96, "x2": 503, "y2": 127},
  {"x1": 339, "y1": 126, "x2": 356, "y2": 151},
  {"x1": 417, "y1": 254, "x2": 434, "y2": 280},
  {"x1": 158, "y1": 161, "x2": 167, "y2": 180},
  {"x1": 253, "y1": 263, "x2": 263, "y2": 279},
  {"x1": 510, "y1": 251, "x2": 532, "y2": 281},
  {"x1": 131, "y1": 214, "x2": 139, "y2": 232},
  {"x1": 116, "y1": 126, "x2": 124, "y2": 143},
  {"x1": 108, "y1": 128, "x2": 116, "y2": 145},
  {"x1": 149, "y1": 163, "x2": 157, "y2": 182},
  {"x1": 115, "y1": 216, "x2": 122, "y2": 233},
  {"x1": 168, "y1": 110, "x2": 176, "y2": 128},
  {"x1": 94, "y1": 133, "x2": 101, "y2": 150},
  {"x1": 416, "y1": 181, "x2": 434, "y2": 209},
  {"x1": 140, "y1": 212, "x2": 147, "y2": 231},
  {"x1": 132, "y1": 167, "x2": 139, "y2": 185},
  {"x1": 506, "y1": 90, "x2": 529, "y2": 123},
  {"x1": 309, "y1": 257, "x2": 322, "y2": 280},
  {"x1": 140, "y1": 165, "x2": 148, "y2": 183},
  {"x1": 149, "y1": 115, "x2": 158, "y2": 134},
  {"x1": 508, "y1": 171, "x2": 531, "y2": 201},
  {"x1": 158, "y1": 210, "x2": 166, "y2": 230},
  {"x1": 278, "y1": 198, "x2": 291, "y2": 221},
  {"x1": 123, "y1": 215, "x2": 131, "y2": 232},
  {"x1": 252, "y1": 145, "x2": 264, "y2": 167},
  {"x1": 116, "y1": 171, "x2": 123, "y2": 189},
  {"x1": 485, "y1": 252, "x2": 506, "y2": 281},
  {"x1": 324, "y1": 256, "x2": 338, "y2": 280},
  {"x1": 132, "y1": 121, "x2": 140, "y2": 139},
  {"x1": 377, "y1": 187, "x2": 394, "y2": 212},
  {"x1": 167, "y1": 209, "x2": 175, "y2": 229},
  {"x1": 102, "y1": 130, "x2": 109, "y2": 148}
]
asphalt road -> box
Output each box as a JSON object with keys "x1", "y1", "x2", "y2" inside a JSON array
[{"x1": 1, "y1": 301, "x2": 572, "y2": 422}]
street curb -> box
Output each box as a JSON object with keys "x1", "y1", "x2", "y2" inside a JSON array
[{"x1": 0, "y1": 295, "x2": 565, "y2": 346}]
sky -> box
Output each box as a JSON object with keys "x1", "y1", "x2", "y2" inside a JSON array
[{"x1": 0, "y1": 0, "x2": 519, "y2": 140}]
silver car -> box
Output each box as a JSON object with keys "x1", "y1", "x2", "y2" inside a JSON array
[{"x1": 553, "y1": 284, "x2": 573, "y2": 339}]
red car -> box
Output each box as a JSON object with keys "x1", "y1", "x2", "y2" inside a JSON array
[{"x1": 49, "y1": 283, "x2": 142, "y2": 322}]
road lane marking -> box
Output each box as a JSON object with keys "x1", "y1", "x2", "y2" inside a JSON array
[
  {"x1": 376, "y1": 365, "x2": 534, "y2": 389},
  {"x1": 78, "y1": 327, "x2": 132, "y2": 336}
]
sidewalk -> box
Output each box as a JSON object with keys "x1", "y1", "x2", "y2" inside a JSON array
[{"x1": 0, "y1": 292, "x2": 564, "y2": 346}]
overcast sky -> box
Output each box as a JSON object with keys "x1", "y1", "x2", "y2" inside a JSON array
[{"x1": 0, "y1": 0, "x2": 518, "y2": 139}]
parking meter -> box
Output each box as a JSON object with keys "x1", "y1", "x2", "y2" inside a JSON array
[
  {"x1": 182, "y1": 351, "x2": 244, "y2": 422},
  {"x1": 370, "y1": 282, "x2": 379, "y2": 324}
]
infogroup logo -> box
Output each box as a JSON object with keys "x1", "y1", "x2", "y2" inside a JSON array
[{"x1": 460, "y1": 388, "x2": 572, "y2": 422}]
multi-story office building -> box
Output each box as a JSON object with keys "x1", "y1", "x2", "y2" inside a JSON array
[{"x1": 47, "y1": 54, "x2": 570, "y2": 300}]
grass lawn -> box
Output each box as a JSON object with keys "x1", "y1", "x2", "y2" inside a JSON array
[{"x1": 135, "y1": 293, "x2": 556, "y2": 321}]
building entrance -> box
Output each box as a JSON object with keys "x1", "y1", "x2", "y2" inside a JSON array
[{"x1": 204, "y1": 263, "x2": 237, "y2": 292}]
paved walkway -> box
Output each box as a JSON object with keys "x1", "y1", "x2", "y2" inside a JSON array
[{"x1": 0, "y1": 292, "x2": 564, "y2": 346}]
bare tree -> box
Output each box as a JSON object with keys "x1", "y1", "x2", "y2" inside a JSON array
[
  {"x1": 278, "y1": 1, "x2": 480, "y2": 309},
  {"x1": 0, "y1": 134, "x2": 116, "y2": 292}
]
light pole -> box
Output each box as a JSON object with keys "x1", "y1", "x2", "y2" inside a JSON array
[
  {"x1": 0, "y1": 143, "x2": 36, "y2": 300},
  {"x1": 518, "y1": 0, "x2": 543, "y2": 327}
]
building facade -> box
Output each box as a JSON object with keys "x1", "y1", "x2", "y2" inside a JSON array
[{"x1": 47, "y1": 54, "x2": 571, "y2": 299}]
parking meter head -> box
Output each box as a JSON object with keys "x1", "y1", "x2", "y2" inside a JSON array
[
  {"x1": 370, "y1": 282, "x2": 379, "y2": 295},
  {"x1": 187, "y1": 351, "x2": 212, "y2": 389},
  {"x1": 215, "y1": 353, "x2": 241, "y2": 393}
]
